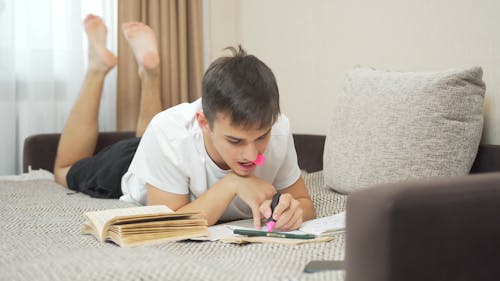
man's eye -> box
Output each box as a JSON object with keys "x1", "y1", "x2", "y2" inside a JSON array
[
  {"x1": 257, "y1": 133, "x2": 269, "y2": 141},
  {"x1": 227, "y1": 139, "x2": 240, "y2": 144}
]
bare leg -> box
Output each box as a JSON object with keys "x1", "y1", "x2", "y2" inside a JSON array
[
  {"x1": 54, "y1": 14, "x2": 117, "y2": 187},
  {"x1": 122, "y1": 22, "x2": 162, "y2": 137}
]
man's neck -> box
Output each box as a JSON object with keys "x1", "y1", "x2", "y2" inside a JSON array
[{"x1": 201, "y1": 129, "x2": 230, "y2": 170}]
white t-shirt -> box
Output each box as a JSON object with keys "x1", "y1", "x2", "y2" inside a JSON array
[{"x1": 120, "y1": 99, "x2": 301, "y2": 221}]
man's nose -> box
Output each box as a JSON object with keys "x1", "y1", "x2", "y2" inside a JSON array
[{"x1": 242, "y1": 142, "x2": 258, "y2": 161}]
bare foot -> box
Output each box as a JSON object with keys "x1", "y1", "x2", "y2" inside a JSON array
[
  {"x1": 122, "y1": 22, "x2": 160, "y2": 74},
  {"x1": 84, "y1": 14, "x2": 117, "y2": 72}
]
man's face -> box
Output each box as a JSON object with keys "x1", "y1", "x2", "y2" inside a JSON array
[{"x1": 198, "y1": 112, "x2": 272, "y2": 176}]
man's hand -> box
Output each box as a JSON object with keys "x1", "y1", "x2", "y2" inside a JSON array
[
  {"x1": 223, "y1": 173, "x2": 275, "y2": 228},
  {"x1": 259, "y1": 193, "x2": 304, "y2": 231}
]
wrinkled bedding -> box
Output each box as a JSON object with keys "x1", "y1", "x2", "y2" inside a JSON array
[{"x1": 0, "y1": 170, "x2": 346, "y2": 281}]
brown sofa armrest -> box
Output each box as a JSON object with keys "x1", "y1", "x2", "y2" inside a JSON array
[
  {"x1": 345, "y1": 172, "x2": 500, "y2": 281},
  {"x1": 23, "y1": 131, "x2": 135, "y2": 173}
]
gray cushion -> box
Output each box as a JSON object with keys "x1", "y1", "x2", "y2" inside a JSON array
[{"x1": 323, "y1": 66, "x2": 485, "y2": 194}]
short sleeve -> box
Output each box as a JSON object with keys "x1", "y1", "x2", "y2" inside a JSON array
[
  {"x1": 128, "y1": 117, "x2": 190, "y2": 195},
  {"x1": 272, "y1": 133, "x2": 301, "y2": 190}
]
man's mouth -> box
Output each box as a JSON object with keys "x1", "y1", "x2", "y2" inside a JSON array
[{"x1": 238, "y1": 161, "x2": 255, "y2": 169}]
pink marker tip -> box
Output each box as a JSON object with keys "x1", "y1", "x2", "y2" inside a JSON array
[
  {"x1": 253, "y1": 154, "x2": 265, "y2": 166},
  {"x1": 266, "y1": 220, "x2": 276, "y2": 232}
]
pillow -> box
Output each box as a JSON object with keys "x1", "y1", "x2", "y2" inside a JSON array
[{"x1": 323, "y1": 66, "x2": 485, "y2": 194}]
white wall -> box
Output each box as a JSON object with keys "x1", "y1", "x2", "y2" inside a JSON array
[{"x1": 207, "y1": 0, "x2": 500, "y2": 144}]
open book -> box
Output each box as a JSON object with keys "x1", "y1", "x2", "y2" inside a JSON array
[{"x1": 83, "y1": 205, "x2": 208, "y2": 247}]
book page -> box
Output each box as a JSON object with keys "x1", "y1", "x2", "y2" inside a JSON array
[
  {"x1": 214, "y1": 219, "x2": 335, "y2": 244},
  {"x1": 299, "y1": 211, "x2": 346, "y2": 236},
  {"x1": 211, "y1": 212, "x2": 346, "y2": 242},
  {"x1": 191, "y1": 219, "x2": 261, "y2": 242},
  {"x1": 84, "y1": 205, "x2": 173, "y2": 242},
  {"x1": 205, "y1": 219, "x2": 307, "y2": 242}
]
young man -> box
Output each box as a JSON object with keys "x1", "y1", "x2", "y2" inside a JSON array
[{"x1": 54, "y1": 14, "x2": 315, "y2": 231}]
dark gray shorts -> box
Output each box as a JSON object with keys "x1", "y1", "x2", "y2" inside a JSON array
[{"x1": 66, "y1": 137, "x2": 141, "y2": 198}]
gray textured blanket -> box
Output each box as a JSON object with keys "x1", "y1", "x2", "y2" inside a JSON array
[{"x1": 0, "y1": 171, "x2": 346, "y2": 281}]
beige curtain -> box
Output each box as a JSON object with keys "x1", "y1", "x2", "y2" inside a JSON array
[{"x1": 117, "y1": 0, "x2": 204, "y2": 131}]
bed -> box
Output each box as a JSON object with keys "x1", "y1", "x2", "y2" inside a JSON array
[
  {"x1": 2, "y1": 133, "x2": 346, "y2": 281},
  {"x1": 5, "y1": 132, "x2": 500, "y2": 281}
]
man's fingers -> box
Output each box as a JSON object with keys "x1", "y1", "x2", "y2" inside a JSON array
[
  {"x1": 280, "y1": 208, "x2": 303, "y2": 231},
  {"x1": 259, "y1": 199, "x2": 272, "y2": 219},
  {"x1": 274, "y1": 197, "x2": 302, "y2": 230},
  {"x1": 252, "y1": 207, "x2": 262, "y2": 229},
  {"x1": 272, "y1": 193, "x2": 292, "y2": 220}
]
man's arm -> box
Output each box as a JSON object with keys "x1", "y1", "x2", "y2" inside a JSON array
[
  {"x1": 148, "y1": 173, "x2": 315, "y2": 231},
  {"x1": 147, "y1": 173, "x2": 275, "y2": 226},
  {"x1": 147, "y1": 181, "x2": 234, "y2": 225}
]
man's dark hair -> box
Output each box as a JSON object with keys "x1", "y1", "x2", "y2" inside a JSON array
[{"x1": 201, "y1": 45, "x2": 280, "y2": 129}]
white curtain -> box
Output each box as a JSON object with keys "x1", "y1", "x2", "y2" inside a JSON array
[{"x1": 0, "y1": 0, "x2": 117, "y2": 175}]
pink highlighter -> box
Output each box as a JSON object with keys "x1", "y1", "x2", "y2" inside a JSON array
[
  {"x1": 266, "y1": 192, "x2": 281, "y2": 232},
  {"x1": 253, "y1": 154, "x2": 266, "y2": 166}
]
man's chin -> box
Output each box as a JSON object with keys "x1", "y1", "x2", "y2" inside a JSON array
[{"x1": 233, "y1": 171, "x2": 252, "y2": 177}]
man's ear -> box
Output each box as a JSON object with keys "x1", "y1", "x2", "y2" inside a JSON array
[{"x1": 196, "y1": 112, "x2": 210, "y2": 132}]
